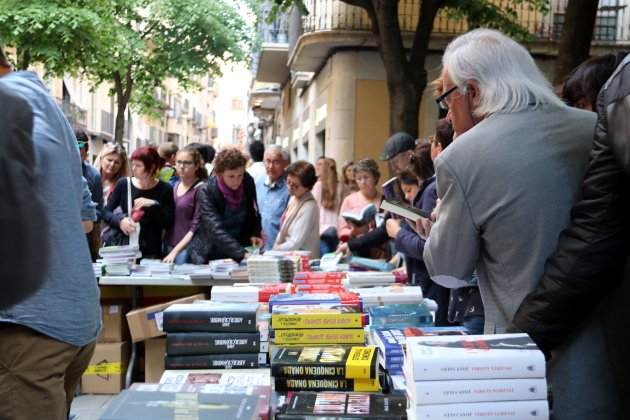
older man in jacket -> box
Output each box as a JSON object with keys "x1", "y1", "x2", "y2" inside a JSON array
[
  {"x1": 423, "y1": 29, "x2": 596, "y2": 335},
  {"x1": 512, "y1": 56, "x2": 630, "y2": 419}
]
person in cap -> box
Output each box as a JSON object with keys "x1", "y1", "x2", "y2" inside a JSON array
[{"x1": 379, "y1": 132, "x2": 416, "y2": 201}]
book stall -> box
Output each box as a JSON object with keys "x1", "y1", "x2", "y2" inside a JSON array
[{"x1": 90, "y1": 245, "x2": 550, "y2": 419}]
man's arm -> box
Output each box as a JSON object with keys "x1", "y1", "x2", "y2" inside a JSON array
[
  {"x1": 0, "y1": 87, "x2": 49, "y2": 309},
  {"x1": 423, "y1": 157, "x2": 480, "y2": 288}
]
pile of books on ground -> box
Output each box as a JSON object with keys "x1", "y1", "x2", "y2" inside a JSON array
[
  {"x1": 404, "y1": 333, "x2": 549, "y2": 420},
  {"x1": 162, "y1": 302, "x2": 269, "y2": 370},
  {"x1": 98, "y1": 245, "x2": 141, "y2": 276}
]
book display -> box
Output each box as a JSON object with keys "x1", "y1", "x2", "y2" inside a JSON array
[{"x1": 91, "y1": 251, "x2": 552, "y2": 420}]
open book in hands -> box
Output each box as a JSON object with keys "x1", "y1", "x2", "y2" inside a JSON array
[
  {"x1": 380, "y1": 199, "x2": 431, "y2": 222},
  {"x1": 342, "y1": 203, "x2": 377, "y2": 226}
]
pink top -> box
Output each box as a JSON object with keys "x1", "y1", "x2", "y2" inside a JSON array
[{"x1": 337, "y1": 190, "x2": 382, "y2": 240}]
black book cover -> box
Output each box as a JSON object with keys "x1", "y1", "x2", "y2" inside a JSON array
[
  {"x1": 271, "y1": 346, "x2": 377, "y2": 380},
  {"x1": 167, "y1": 332, "x2": 265, "y2": 355},
  {"x1": 165, "y1": 353, "x2": 267, "y2": 370},
  {"x1": 273, "y1": 377, "x2": 379, "y2": 393},
  {"x1": 100, "y1": 390, "x2": 259, "y2": 420},
  {"x1": 276, "y1": 392, "x2": 407, "y2": 420},
  {"x1": 163, "y1": 303, "x2": 259, "y2": 333}
]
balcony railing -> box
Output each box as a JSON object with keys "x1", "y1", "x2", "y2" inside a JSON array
[
  {"x1": 298, "y1": 0, "x2": 630, "y2": 43},
  {"x1": 61, "y1": 101, "x2": 87, "y2": 129}
]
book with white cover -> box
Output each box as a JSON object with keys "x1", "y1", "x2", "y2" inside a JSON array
[
  {"x1": 405, "y1": 333, "x2": 546, "y2": 381},
  {"x1": 353, "y1": 285, "x2": 422, "y2": 306},
  {"x1": 159, "y1": 368, "x2": 272, "y2": 387},
  {"x1": 408, "y1": 377, "x2": 547, "y2": 405},
  {"x1": 407, "y1": 400, "x2": 549, "y2": 420}
]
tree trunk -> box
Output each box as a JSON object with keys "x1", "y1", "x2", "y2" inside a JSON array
[
  {"x1": 112, "y1": 68, "x2": 133, "y2": 145},
  {"x1": 114, "y1": 96, "x2": 127, "y2": 145},
  {"x1": 18, "y1": 48, "x2": 30, "y2": 70},
  {"x1": 554, "y1": 0, "x2": 599, "y2": 85},
  {"x1": 389, "y1": 82, "x2": 422, "y2": 137}
]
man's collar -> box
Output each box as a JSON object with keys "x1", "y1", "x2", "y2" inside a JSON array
[{"x1": 265, "y1": 172, "x2": 287, "y2": 188}]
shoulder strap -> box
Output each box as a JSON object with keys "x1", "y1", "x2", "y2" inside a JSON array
[{"x1": 127, "y1": 176, "x2": 132, "y2": 213}]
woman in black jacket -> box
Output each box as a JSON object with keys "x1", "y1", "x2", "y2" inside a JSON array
[{"x1": 188, "y1": 148, "x2": 262, "y2": 263}]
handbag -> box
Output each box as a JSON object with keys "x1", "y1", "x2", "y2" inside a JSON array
[{"x1": 102, "y1": 177, "x2": 138, "y2": 247}]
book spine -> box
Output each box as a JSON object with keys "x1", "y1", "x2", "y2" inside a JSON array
[
  {"x1": 293, "y1": 285, "x2": 346, "y2": 293},
  {"x1": 272, "y1": 313, "x2": 366, "y2": 329},
  {"x1": 273, "y1": 329, "x2": 365, "y2": 345},
  {"x1": 166, "y1": 332, "x2": 266, "y2": 355},
  {"x1": 410, "y1": 400, "x2": 549, "y2": 419},
  {"x1": 292, "y1": 277, "x2": 345, "y2": 285},
  {"x1": 274, "y1": 377, "x2": 380, "y2": 392},
  {"x1": 165, "y1": 353, "x2": 268, "y2": 370},
  {"x1": 409, "y1": 378, "x2": 548, "y2": 405},
  {"x1": 409, "y1": 351, "x2": 546, "y2": 380},
  {"x1": 163, "y1": 310, "x2": 258, "y2": 333}
]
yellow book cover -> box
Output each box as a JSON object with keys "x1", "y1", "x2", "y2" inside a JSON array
[
  {"x1": 271, "y1": 304, "x2": 365, "y2": 329},
  {"x1": 274, "y1": 329, "x2": 366, "y2": 345}
]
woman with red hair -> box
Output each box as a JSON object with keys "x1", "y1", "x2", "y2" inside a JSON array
[{"x1": 103, "y1": 146, "x2": 175, "y2": 258}]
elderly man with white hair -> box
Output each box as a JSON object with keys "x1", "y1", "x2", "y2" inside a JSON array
[{"x1": 423, "y1": 29, "x2": 596, "y2": 335}]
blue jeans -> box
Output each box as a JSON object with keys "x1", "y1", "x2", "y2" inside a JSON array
[
  {"x1": 163, "y1": 244, "x2": 189, "y2": 265},
  {"x1": 463, "y1": 314, "x2": 485, "y2": 335}
]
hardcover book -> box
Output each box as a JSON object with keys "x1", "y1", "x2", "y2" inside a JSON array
[
  {"x1": 274, "y1": 377, "x2": 380, "y2": 392},
  {"x1": 380, "y1": 198, "x2": 431, "y2": 222},
  {"x1": 271, "y1": 346, "x2": 378, "y2": 379},
  {"x1": 165, "y1": 353, "x2": 268, "y2": 370},
  {"x1": 341, "y1": 203, "x2": 377, "y2": 225},
  {"x1": 408, "y1": 378, "x2": 548, "y2": 405},
  {"x1": 163, "y1": 303, "x2": 259, "y2": 333},
  {"x1": 271, "y1": 304, "x2": 367, "y2": 329},
  {"x1": 268, "y1": 292, "x2": 361, "y2": 312},
  {"x1": 166, "y1": 332, "x2": 267, "y2": 355},
  {"x1": 277, "y1": 392, "x2": 407, "y2": 420},
  {"x1": 405, "y1": 333, "x2": 546, "y2": 381},
  {"x1": 99, "y1": 390, "x2": 260, "y2": 420},
  {"x1": 407, "y1": 400, "x2": 549, "y2": 420},
  {"x1": 272, "y1": 328, "x2": 366, "y2": 345},
  {"x1": 159, "y1": 368, "x2": 272, "y2": 387},
  {"x1": 293, "y1": 271, "x2": 345, "y2": 283}
]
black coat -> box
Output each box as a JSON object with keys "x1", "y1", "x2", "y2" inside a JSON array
[
  {"x1": 188, "y1": 173, "x2": 262, "y2": 264},
  {"x1": 512, "y1": 57, "x2": 630, "y2": 410}
]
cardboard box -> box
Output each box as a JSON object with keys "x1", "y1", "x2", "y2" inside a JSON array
[
  {"x1": 144, "y1": 338, "x2": 166, "y2": 383},
  {"x1": 126, "y1": 293, "x2": 206, "y2": 343},
  {"x1": 98, "y1": 301, "x2": 129, "y2": 343},
  {"x1": 81, "y1": 342, "x2": 129, "y2": 394}
]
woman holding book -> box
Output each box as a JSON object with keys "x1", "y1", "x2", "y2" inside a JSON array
[
  {"x1": 312, "y1": 157, "x2": 343, "y2": 255},
  {"x1": 273, "y1": 161, "x2": 320, "y2": 257},
  {"x1": 188, "y1": 148, "x2": 262, "y2": 264},
  {"x1": 103, "y1": 146, "x2": 175, "y2": 259},
  {"x1": 162, "y1": 145, "x2": 208, "y2": 265}
]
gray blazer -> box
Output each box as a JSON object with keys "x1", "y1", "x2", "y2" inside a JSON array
[{"x1": 423, "y1": 104, "x2": 596, "y2": 333}]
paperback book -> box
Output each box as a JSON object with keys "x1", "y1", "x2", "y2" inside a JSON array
[
  {"x1": 271, "y1": 304, "x2": 367, "y2": 329},
  {"x1": 276, "y1": 392, "x2": 407, "y2": 420},
  {"x1": 165, "y1": 353, "x2": 268, "y2": 370},
  {"x1": 166, "y1": 332, "x2": 268, "y2": 355},
  {"x1": 268, "y1": 292, "x2": 361, "y2": 312},
  {"x1": 405, "y1": 333, "x2": 546, "y2": 381},
  {"x1": 342, "y1": 203, "x2": 377, "y2": 225},
  {"x1": 380, "y1": 198, "x2": 431, "y2": 222},
  {"x1": 271, "y1": 346, "x2": 378, "y2": 379},
  {"x1": 272, "y1": 328, "x2": 366, "y2": 345},
  {"x1": 407, "y1": 400, "x2": 549, "y2": 420},
  {"x1": 159, "y1": 368, "x2": 272, "y2": 387},
  {"x1": 274, "y1": 377, "x2": 380, "y2": 392},
  {"x1": 163, "y1": 303, "x2": 259, "y2": 333}
]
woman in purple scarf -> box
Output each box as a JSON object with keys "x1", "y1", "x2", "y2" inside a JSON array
[{"x1": 188, "y1": 148, "x2": 263, "y2": 263}]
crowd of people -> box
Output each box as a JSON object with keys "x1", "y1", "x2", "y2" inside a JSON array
[{"x1": 1, "y1": 27, "x2": 629, "y2": 420}]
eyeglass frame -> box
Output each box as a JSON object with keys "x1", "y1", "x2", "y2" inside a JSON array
[{"x1": 435, "y1": 85, "x2": 459, "y2": 110}]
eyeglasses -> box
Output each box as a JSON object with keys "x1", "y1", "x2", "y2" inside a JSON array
[
  {"x1": 435, "y1": 85, "x2": 458, "y2": 110},
  {"x1": 176, "y1": 160, "x2": 194, "y2": 167}
]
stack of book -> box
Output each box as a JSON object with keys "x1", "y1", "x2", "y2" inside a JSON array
[
  {"x1": 404, "y1": 333, "x2": 549, "y2": 420},
  {"x1": 275, "y1": 391, "x2": 407, "y2": 419},
  {"x1": 210, "y1": 284, "x2": 293, "y2": 303},
  {"x1": 137, "y1": 259, "x2": 172, "y2": 275},
  {"x1": 247, "y1": 255, "x2": 298, "y2": 283},
  {"x1": 292, "y1": 271, "x2": 347, "y2": 293},
  {"x1": 271, "y1": 346, "x2": 380, "y2": 392},
  {"x1": 264, "y1": 250, "x2": 311, "y2": 273},
  {"x1": 271, "y1": 303, "x2": 368, "y2": 346},
  {"x1": 98, "y1": 245, "x2": 141, "y2": 276},
  {"x1": 344, "y1": 271, "x2": 407, "y2": 288},
  {"x1": 162, "y1": 302, "x2": 269, "y2": 370},
  {"x1": 268, "y1": 292, "x2": 362, "y2": 312},
  {"x1": 368, "y1": 303, "x2": 435, "y2": 329},
  {"x1": 208, "y1": 258, "x2": 240, "y2": 273}
]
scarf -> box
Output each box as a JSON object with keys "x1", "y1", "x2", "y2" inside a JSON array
[{"x1": 217, "y1": 175, "x2": 244, "y2": 210}]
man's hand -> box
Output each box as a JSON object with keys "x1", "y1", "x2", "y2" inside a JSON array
[{"x1": 386, "y1": 218, "x2": 402, "y2": 239}]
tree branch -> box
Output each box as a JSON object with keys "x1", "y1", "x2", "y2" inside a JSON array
[
  {"x1": 371, "y1": 0, "x2": 407, "y2": 85},
  {"x1": 409, "y1": 0, "x2": 443, "y2": 86}
]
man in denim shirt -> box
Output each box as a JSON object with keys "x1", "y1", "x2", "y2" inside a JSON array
[
  {"x1": 0, "y1": 56, "x2": 101, "y2": 419},
  {"x1": 256, "y1": 145, "x2": 290, "y2": 250}
]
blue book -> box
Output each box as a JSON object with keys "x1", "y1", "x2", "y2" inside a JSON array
[
  {"x1": 368, "y1": 304, "x2": 434, "y2": 328},
  {"x1": 349, "y1": 256, "x2": 393, "y2": 272},
  {"x1": 268, "y1": 292, "x2": 361, "y2": 312}
]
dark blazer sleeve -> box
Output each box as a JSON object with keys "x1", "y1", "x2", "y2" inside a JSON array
[
  {"x1": 0, "y1": 88, "x2": 49, "y2": 309},
  {"x1": 197, "y1": 180, "x2": 247, "y2": 262},
  {"x1": 244, "y1": 174, "x2": 262, "y2": 239},
  {"x1": 394, "y1": 181, "x2": 438, "y2": 260},
  {"x1": 511, "y1": 85, "x2": 629, "y2": 355}
]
